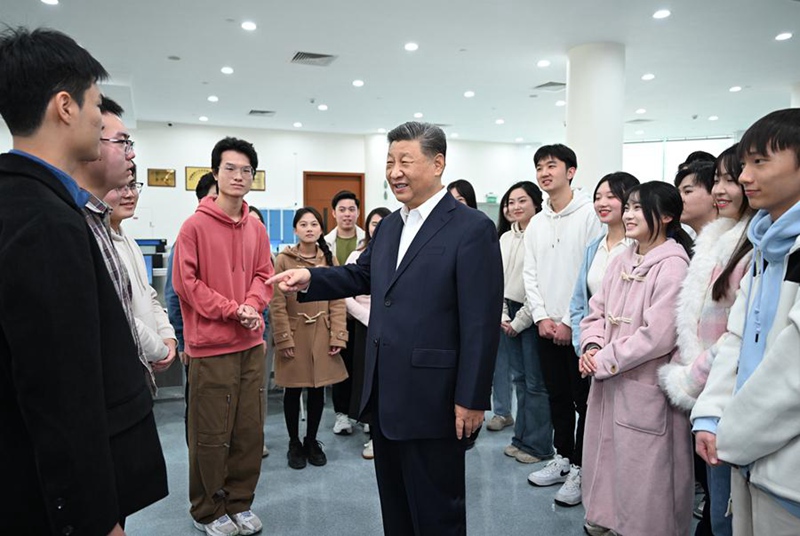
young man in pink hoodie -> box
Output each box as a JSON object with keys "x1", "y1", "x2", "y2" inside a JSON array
[{"x1": 173, "y1": 137, "x2": 274, "y2": 536}]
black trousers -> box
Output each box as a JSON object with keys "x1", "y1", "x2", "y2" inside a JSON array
[
  {"x1": 537, "y1": 336, "x2": 590, "y2": 466},
  {"x1": 332, "y1": 317, "x2": 356, "y2": 414},
  {"x1": 370, "y1": 372, "x2": 466, "y2": 536}
]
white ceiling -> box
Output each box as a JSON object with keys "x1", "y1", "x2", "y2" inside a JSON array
[{"x1": 3, "y1": 0, "x2": 799, "y2": 144}]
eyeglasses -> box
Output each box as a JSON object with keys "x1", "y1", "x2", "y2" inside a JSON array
[
  {"x1": 118, "y1": 182, "x2": 143, "y2": 194},
  {"x1": 101, "y1": 137, "x2": 135, "y2": 155},
  {"x1": 221, "y1": 164, "x2": 254, "y2": 178}
]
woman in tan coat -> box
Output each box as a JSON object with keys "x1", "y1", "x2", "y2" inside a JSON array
[{"x1": 270, "y1": 207, "x2": 348, "y2": 470}]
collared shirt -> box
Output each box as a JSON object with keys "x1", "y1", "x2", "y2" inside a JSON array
[
  {"x1": 82, "y1": 193, "x2": 156, "y2": 393},
  {"x1": 586, "y1": 235, "x2": 633, "y2": 297},
  {"x1": 397, "y1": 186, "x2": 448, "y2": 268},
  {"x1": 9, "y1": 149, "x2": 90, "y2": 207}
]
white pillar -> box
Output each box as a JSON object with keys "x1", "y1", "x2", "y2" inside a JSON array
[
  {"x1": 363, "y1": 134, "x2": 400, "y2": 212},
  {"x1": 565, "y1": 43, "x2": 626, "y2": 192},
  {"x1": 791, "y1": 82, "x2": 800, "y2": 109}
]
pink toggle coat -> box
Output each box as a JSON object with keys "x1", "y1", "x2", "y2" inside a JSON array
[{"x1": 580, "y1": 239, "x2": 694, "y2": 536}]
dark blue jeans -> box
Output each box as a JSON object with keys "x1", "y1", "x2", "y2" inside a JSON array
[{"x1": 503, "y1": 300, "x2": 554, "y2": 458}]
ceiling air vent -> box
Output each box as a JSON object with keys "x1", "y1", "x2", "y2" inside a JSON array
[
  {"x1": 248, "y1": 110, "x2": 276, "y2": 117},
  {"x1": 290, "y1": 52, "x2": 338, "y2": 67},
  {"x1": 533, "y1": 81, "x2": 566, "y2": 92},
  {"x1": 625, "y1": 118, "x2": 654, "y2": 124}
]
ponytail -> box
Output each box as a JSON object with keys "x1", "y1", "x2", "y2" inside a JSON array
[{"x1": 667, "y1": 222, "x2": 695, "y2": 259}]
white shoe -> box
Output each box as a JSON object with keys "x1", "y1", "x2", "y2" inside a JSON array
[
  {"x1": 527, "y1": 454, "x2": 570, "y2": 486},
  {"x1": 231, "y1": 510, "x2": 263, "y2": 535},
  {"x1": 555, "y1": 465, "x2": 582, "y2": 506},
  {"x1": 193, "y1": 514, "x2": 240, "y2": 536},
  {"x1": 362, "y1": 439, "x2": 374, "y2": 460},
  {"x1": 333, "y1": 412, "x2": 353, "y2": 435},
  {"x1": 362, "y1": 422, "x2": 370, "y2": 434}
]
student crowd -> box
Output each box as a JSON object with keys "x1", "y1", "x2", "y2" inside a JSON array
[{"x1": 2, "y1": 26, "x2": 800, "y2": 536}]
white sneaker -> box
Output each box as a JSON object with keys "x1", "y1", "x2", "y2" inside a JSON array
[
  {"x1": 333, "y1": 412, "x2": 353, "y2": 435},
  {"x1": 527, "y1": 454, "x2": 570, "y2": 486},
  {"x1": 193, "y1": 514, "x2": 240, "y2": 536},
  {"x1": 362, "y1": 439, "x2": 374, "y2": 460},
  {"x1": 231, "y1": 510, "x2": 263, "y2": 535},
  {"x1": 362, "y1": 422, "x2": 370, "y2": 434},
  {"x1": 554, "y1": 465, "x2": 582, "y2": 506}
]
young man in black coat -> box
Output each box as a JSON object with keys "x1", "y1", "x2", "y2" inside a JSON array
[{"x1": 0, "y1": 27, "x2": 167, "y2": 535}]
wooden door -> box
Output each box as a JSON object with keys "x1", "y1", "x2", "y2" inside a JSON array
[{"x1": 303, "y1": 172, "x2": 365, "y2": 233}]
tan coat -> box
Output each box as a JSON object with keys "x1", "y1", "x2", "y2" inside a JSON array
[{"x1": 270, "y1": 246, "x2": 348, "y2": 388}]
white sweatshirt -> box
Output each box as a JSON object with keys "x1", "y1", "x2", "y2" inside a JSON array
[{"x1": 523, "y1": 188, "x2": 601, "y2": 326}]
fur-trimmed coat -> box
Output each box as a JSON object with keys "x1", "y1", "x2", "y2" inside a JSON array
[{"x1": 659, "y1": 218, "x2": 751, "y2": 411}]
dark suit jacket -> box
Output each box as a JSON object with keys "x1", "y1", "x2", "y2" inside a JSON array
[
  {"x1": 0, "y1": 153, "x2": 167, "y2": 535},
  {"x1": 304, "y1": 192, "x2": 503, "y2": 440}
]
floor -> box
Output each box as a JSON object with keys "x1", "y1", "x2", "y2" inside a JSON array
[{"x1": 126, "y1": 390, "x2": 591, "y2": 535}]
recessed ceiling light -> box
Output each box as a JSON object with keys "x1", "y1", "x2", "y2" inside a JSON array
[
  {"x1": 463, "y1": 90, "x2": 475, "y2": 98},
  {"x1": 495, "y1": 119, "x2": 505, "y2": 125},
  {"x1": 515, "y1": 137, "x2": 524, "y2": 142},
  {"x1": 641, "y1": 73, "x2": 655, "y2": 81},
  {"x1": 652, "y1": 9, "x2": 671, "y2": 19},
  {"x1": 41, "y1": 0, "x2": 58, "y2": 5},
  {"x1": 635, "y1": 108, "x2": 647, "y2": 114},
  {"x1": 729, "y1": 86, "x2": 742, "y2": 93},
  {"x1": 199, "y1": 116, "x2": 209, "y2": 122},
  {"x1": 241, "y1": 21, "x2": 257, "y2": 31},
  {"x1": 293, "y1": 122, "x2": 303, "y2": 128},
  {"x1": 317, "y1": 104, "x2": 328, "y2": 111},
  {"x1": 555, "y1": 100, "x2": 566, "y2": 107},
  {"x1": 377, "y1": 128, "x2": 387, "y2": 134},
  {"x1": 352, "y1": 79, "x2": 365, "y2": 87},
  {"x1": 207, "y1": 95, "x2": 219, "y2": 102},
  {"x1": 537, "y1": 60, "x2": 551, "y2": 68},
  {"x1": 775, "y1": 32, "x2": 792, "y2": 41},
  {"x1": 404, "y1": 42, "x2": 419, "y2": 52},
  {"x1": 708, "y1": 115, "x2": 719, "y2": 121},
  {"x1": 635, "y1": 130, "x2": 645, "y2": 135},
  {"x1": 414, "y1": 112, "x2": 423, "y2": 118},
  {"x1": 221, "y1": 66, "x2": 234, "y2": 75},
  {"x1": 451, "y1": 133, "x2": 459, "y2": 138}
]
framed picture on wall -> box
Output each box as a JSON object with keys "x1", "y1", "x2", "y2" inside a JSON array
[
  {"x1": 185, "y1": 166, "x2": 212, "y2": 191},
  {"x1": 252, "y1": 170, "x2": 266, "y2": 191},
  {"x1": 147, "y1": 168, "x2": 176, "y2": 188}
]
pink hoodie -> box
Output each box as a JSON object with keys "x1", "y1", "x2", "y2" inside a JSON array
[{"x1": 173, "y1": 196, "x2": 274, "y2": 358}]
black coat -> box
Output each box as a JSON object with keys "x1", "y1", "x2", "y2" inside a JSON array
[
  {"x1": 304, "y1": 192, "x2": 504, "y2": 440},
  {"x1": 0, "y1": 153, "x2": 167, "y2": 535}
]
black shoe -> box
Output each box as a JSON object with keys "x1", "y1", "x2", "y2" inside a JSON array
[
  {"x1": 287, "y1": 439, "x2": 306, "y2": 469},
  {"x1": 304, "y1": 437, "x2": 327, "y2": 466}
]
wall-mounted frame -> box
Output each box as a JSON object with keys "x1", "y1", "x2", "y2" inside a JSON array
[
  {"x1": 147, "y1": 168, "x2": 176, "y2": 188},
  {"x1": 185, "y1": 166, "x2": 212, "y2": 191},
  {"x1": 252, "y1": 170, "x2": 266, "y2": 191}
]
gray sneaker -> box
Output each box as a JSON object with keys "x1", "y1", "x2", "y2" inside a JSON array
[
  {"x1": 503, "y1": 444, "x2": 520, "y2": 458},
  {"x1": 193, "y1": 514, "x2": 240, "y2": 536},
  {"x1": 231, "y1": 510, "x2": 262, "y2": 535},
  {"x1": 486, "y1": 414, "x2": 514, "y2": 431},
  {"x1": 554, "y1": 465, "x2": 582, "y2": 506},
  {"x1": 514, "y1": 450, "x2": 541, "y2": 464}
]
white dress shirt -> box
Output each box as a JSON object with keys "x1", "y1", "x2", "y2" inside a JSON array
[{"x1": 397, "y1": 186, "x2": 448, "y2": 268}]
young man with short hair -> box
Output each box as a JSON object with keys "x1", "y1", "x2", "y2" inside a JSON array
[
  {"x1": 675, "y1": 160, "x2": 717, "y2": 235},
  {"x1": 692, "y1": 108, "x2": 800, "y2": 536},
  {"x1": 324, "y1": 189, "x2": 365, "y2": 435},
  {"x1": 0, "y1": 27, "x2": 167, "y2": 535},
  {"x1": 173, "y1": 137, "x2": 273, "y2": 536},
  {"x1": 523, "y1": 144, "x2": 601, "y2": 506}
]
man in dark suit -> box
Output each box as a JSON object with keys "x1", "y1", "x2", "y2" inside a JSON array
[
  {"x1": 0, "y1": 27, "x2": 167, "y2": 535},
  {"x1": 269, "y1": 121, "x2": 503, "y2": 535}
]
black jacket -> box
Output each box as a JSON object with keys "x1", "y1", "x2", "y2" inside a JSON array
[{"x1": 0, "y1": 153, "x2": 167, "y2": 535}]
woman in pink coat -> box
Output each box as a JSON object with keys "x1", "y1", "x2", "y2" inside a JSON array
[{"x1": 579, "y1": 182, "x2": 695, "y2": 536}]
